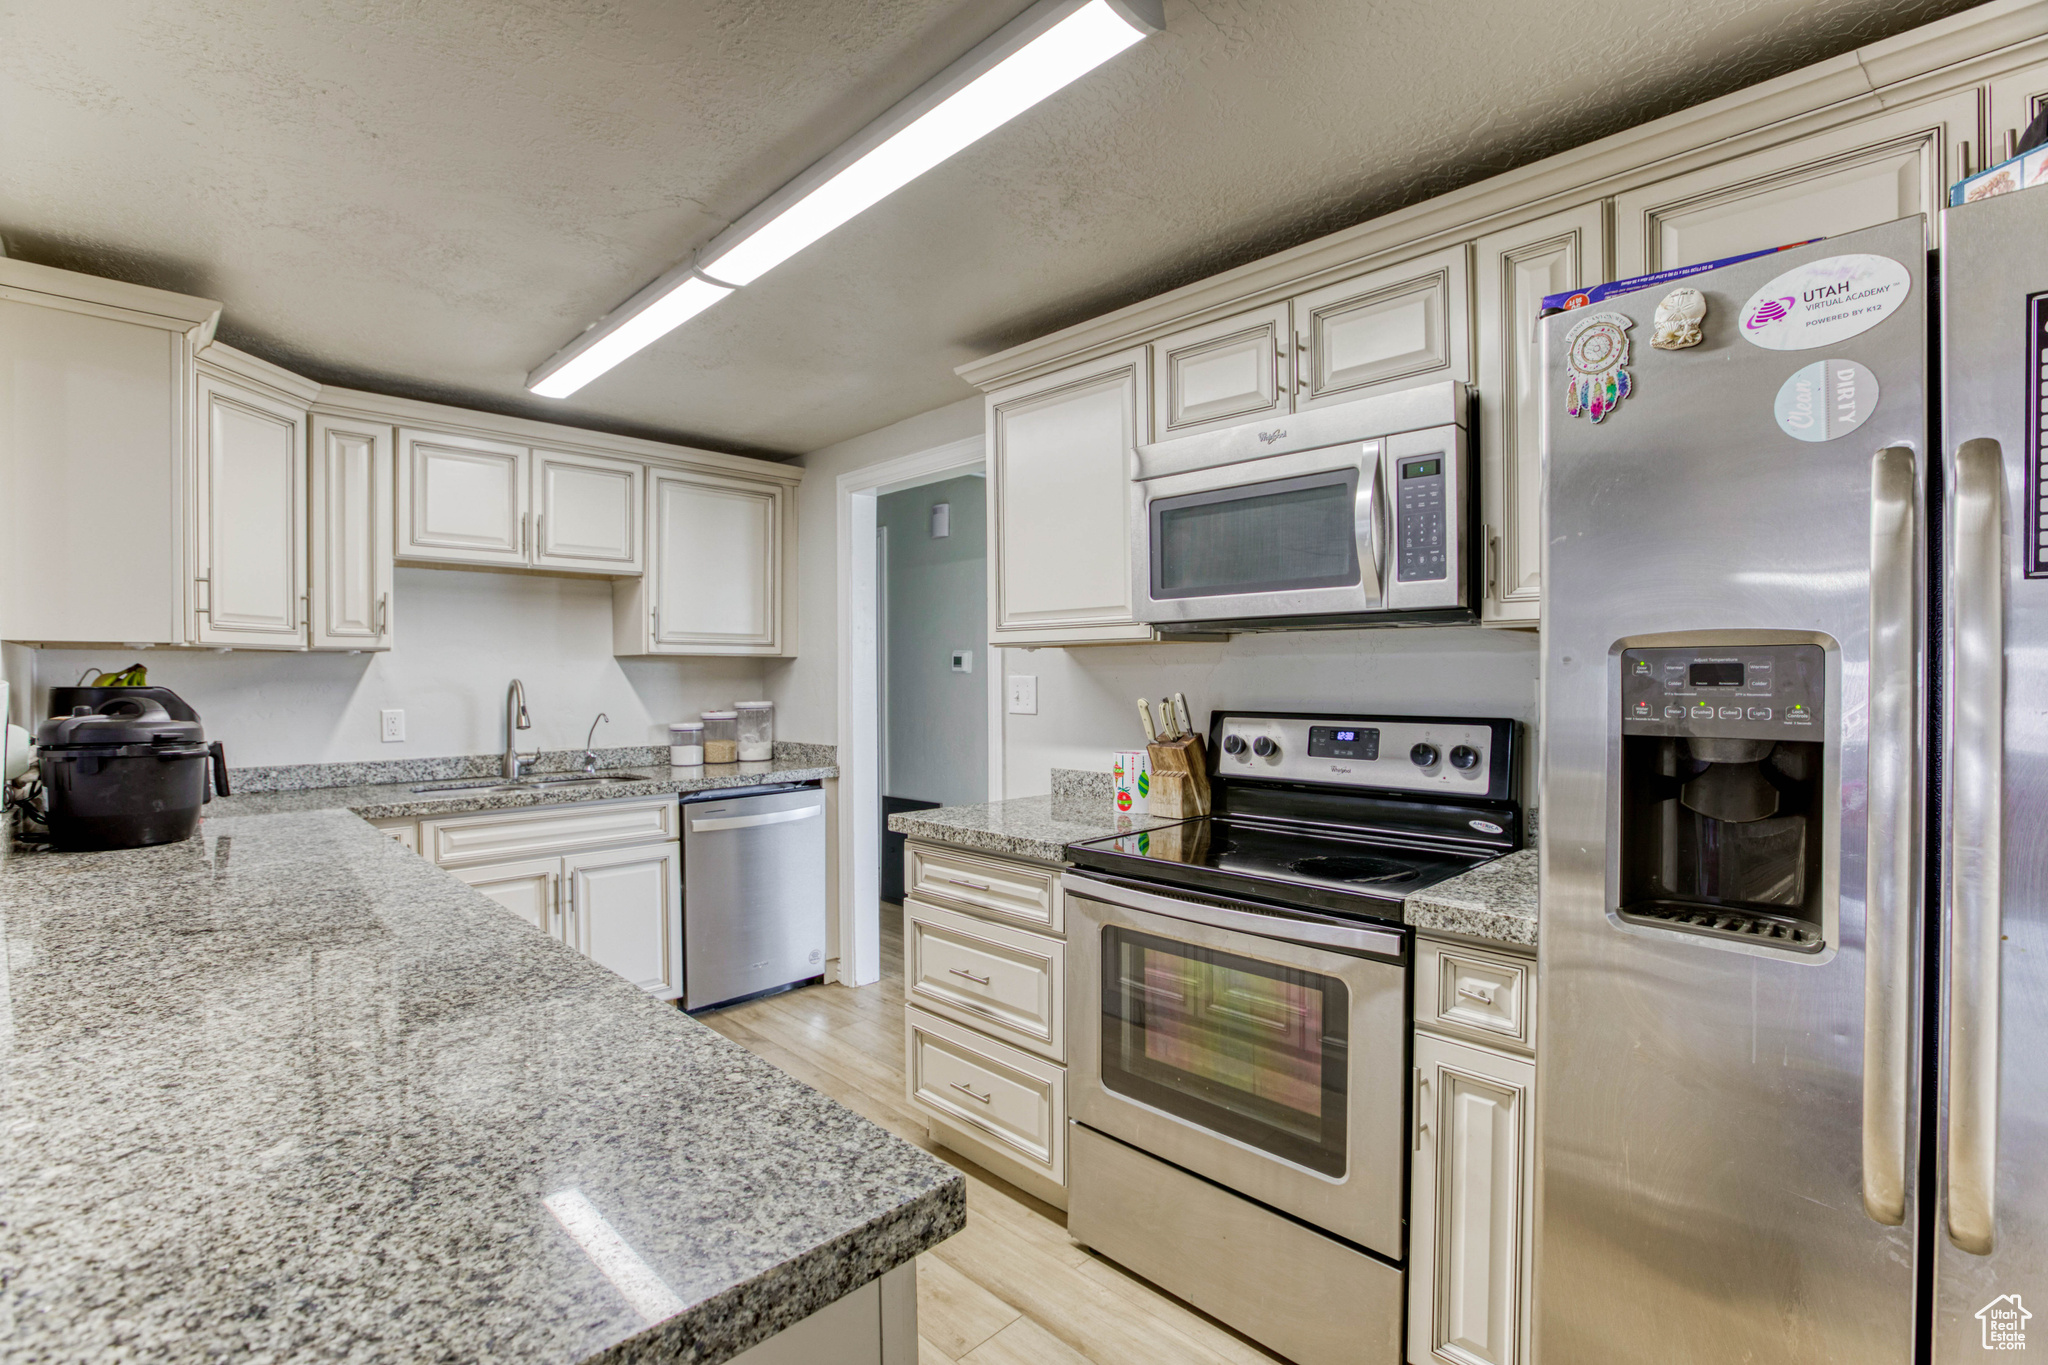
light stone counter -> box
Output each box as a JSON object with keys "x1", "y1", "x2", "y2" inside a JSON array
[
  {"x1": 0, "y1": 809, "x2": 960, "y2": 1362},
  {"x1": 1402, "y1": 847, "x2": 1540, "y2": 949}
]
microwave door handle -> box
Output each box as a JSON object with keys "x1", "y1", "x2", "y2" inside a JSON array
[
  {"x1": 1356, "y1": 453, "x2": 1387, "y2": 604},
  {"x1": 1947, "y1": 436, "x2": 2005, "y2": 1255},
  {"x1": 1862, "y1": 444, "x2": 1917, "y2": 1227}
]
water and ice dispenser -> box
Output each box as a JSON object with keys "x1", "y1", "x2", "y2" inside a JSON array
[{"x1": 1614, "y1": 643, "x2": 1828, "y2": 952}]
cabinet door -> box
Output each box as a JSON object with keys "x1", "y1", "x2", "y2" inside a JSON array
[
  {"x1": 1473, "y1": 204, "x2": 1605, "y2": 628},
  {"x1": 645, "y1": 471, "x2": 783, "y2": 653},
  {"x1": 309, "y1": 416, "x2": 393, "y2": 650},
  {"x1": 533, "y1": 448, "x2": 643, "y2": 574},
  {"x1": 194, "y1": 372, "x2": 306, "y2": 647},
  {"x1": 396, "y1": 428, "x2": 530, "y2": 565},
  {"x1": 1988, "y1": 59, "x2": 2048, "y2": 168},
  {"x1": 1408, "y1": 1033, "x2": 1534, "y2": 1365},
  {"x1": 1291, "y1": 244, "x2": 1471, "y2": 411},
  {"x1": 452, "y1": 856, "x2": 563, "y2": 940},
  {"x1": 565, "y1": 841, "x2": 681, "y2": 999},
  {"x1": 988, "y1": 346, "x2": 1152, "y2": 645},
  {"x1": 1150, "y1": 302, "x2": 1292, "y2": 439},
  {"x1": 1612, "y1": 90, "x2": 1977, "y2": 277}
]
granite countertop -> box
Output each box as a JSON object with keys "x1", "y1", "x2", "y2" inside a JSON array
[
  {"x1": 1402, "y1": 847, "x2": 1540, "y2": 949},
  {"x1": 0, "y1": 809, "x2": 961, "y2": 1363},
  {"x1": 887, "y1": 795, "x2": 1181, "y2": 865},
  {"x1": 213, "y1": 759, "x2": 836, "y2": 822}
]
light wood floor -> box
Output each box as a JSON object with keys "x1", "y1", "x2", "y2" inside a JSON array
[{"x1": 700, "y1": 904, "x2": 1288, "y2": 1365}]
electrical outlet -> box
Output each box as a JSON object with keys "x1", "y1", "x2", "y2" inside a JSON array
[
  {"x1": 1007, "y1": 675, "x2": 1038, "y2": 715},
  {"x1": 380, "y1": 709, "x2": 405, "y2": 743},
  {"x1": 951, "y1": 650, "x2": 973, "y2": 674}
]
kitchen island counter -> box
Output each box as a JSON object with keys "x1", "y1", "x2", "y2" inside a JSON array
[{"x1": 0, "y1": 808, "x2": 960, "y2": 1363}]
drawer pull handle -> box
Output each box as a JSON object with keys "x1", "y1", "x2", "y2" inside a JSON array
[
  {"x1": 949, "y1": 1081, "x2": 993, "y2": 1104},
  {"x1": 943, "y1": 876, "x2": 991, "y2": 891},
  {"x1": 1457, "y1": 982, "x2": 1497, "y2": 1006},
  {"x1": 948, "y1": 967, "x2": 992, "y2": 986}
]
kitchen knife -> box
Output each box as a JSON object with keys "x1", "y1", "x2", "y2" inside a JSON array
[
  {"x1": 1138, "y1": 698, "x2": 1158, "y2": 743},
  {"x1": 1173, "y1": 692, "x2": 1193, "y2": 737},
  {"x1": 1160, "y1": 697, "x2": 1180, "y2": 739}
]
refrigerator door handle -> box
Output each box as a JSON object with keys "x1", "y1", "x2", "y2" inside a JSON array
[
  {"x1": 1947, "y1": 436, "x2": 2005, "y2": 1256},
  {"x1": 1863, "y1": 445, "x2": 1918, "y2": 1227}
]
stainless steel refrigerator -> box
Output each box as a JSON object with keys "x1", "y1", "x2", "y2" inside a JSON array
[{"x1": 1538, "y1": 205, "x2": 2044, "y2": 1361}]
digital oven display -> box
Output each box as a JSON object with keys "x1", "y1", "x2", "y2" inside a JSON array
[
  {"x1": 1689, "y1": 661, "x2": 1745, "y2": 688},
  {"x1": 1308, "y1": 726, "x2": 1380, "y2": 760}
]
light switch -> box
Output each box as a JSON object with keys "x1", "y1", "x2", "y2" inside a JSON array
[
  {"x1": 1007, "y1": 675, "x2": 1038, "y2": 715},
  {"x1": 951, "y1": 650, "x2": 973, "y2": 674},
  {"x1": 380, "y1": 709, "x2": 406, "y2": 743}
]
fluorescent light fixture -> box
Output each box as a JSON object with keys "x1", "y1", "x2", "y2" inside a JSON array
[
  {"x1": 543, "y1": 1189, "x2": 687, "y2": 1325},
  {"x1": 526, "y1": 0, "x2": 1161, "y2": 399}
]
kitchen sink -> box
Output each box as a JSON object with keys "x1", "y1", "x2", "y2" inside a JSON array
[{"x1": 409, "y1": 772, "x2": 655, "y2": 795}]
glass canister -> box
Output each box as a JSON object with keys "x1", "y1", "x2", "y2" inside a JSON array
[
  {"x1": 668, "y1": 721, "x2": 704, "y2": 767},
  {"x1": 701, "y1": 711, "x2": 739, "y2": 765},
  {"x1": 735, "y1": 701, "x2": 775, "y2": 762}
]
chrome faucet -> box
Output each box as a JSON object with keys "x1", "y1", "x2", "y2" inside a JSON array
[
  {"x1": 504, "y1": 680, "x2": 536, "y2": 779},
  {"x1": 581, "y1": 713, "x2": 607, "y2": 775}
]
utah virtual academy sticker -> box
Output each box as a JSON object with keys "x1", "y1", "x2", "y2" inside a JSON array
[
  {"x1": 1774, "y1": 359, "x2": 1880, "y2": 443},
  {"x1": 1739, "y1": 254, "x2": 1911, "y2": 351}
]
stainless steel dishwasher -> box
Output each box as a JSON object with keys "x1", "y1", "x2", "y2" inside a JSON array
[{"x1": 680, "y1": 784, "x2": 827, "y2": 1011}]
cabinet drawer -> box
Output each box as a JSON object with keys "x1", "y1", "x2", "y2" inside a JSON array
[
  {"x1": 1416, "y1": 937, "x2": 1534, "y2": 1054},
  {"x1": 907, "y1": 841, "x2": 1061, "y2": 931},
  {"x1": 906, "y1": 899, "x2": 1064, "y2": 1060},
  {"x1": 421, "y1": 796, "x2": 677, "y2": 867},
  {"x1": 906, "y1": 1006, "x2": 1066, "y2": 1184}
]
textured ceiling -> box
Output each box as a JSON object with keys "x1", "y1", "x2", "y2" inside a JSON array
[{"x1": 1, "y1": 0, "x2": 1980, "y2": 457}]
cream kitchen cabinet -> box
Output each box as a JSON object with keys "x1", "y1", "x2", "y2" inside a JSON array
[
  {"x1": 1473, "y1": 204, "x2": 1606, "y2": 628},
  {"x1": 532, "y1": 447, "x2": 643, "y2": 574},
  {"x1": 0, "y1": 259, "x2": 219, "y2": 646},
  {"x1": 396, "y1": 428, "x2": 531, "y2": 567},
  {"x1": 308, "y1": 414, "x2": 395, "y2": 650},
  {"x1": 1409, "y1": 937, "x2": 1538, "y2": 1365},
  {"x1": 192, "y1": 347, "x2": 315, "y2": 649},
  {"x1": 1149, "y1": 302, "x2": 1292, "y2": 440},
  {"x1": 613, "y1": 467, "x2": 788, "y2": 656},
  {"x1": 1291, "y1": 244, "x2": 1471, "y2": 411},
  {"x1": 1612, "y1": 88, "x2": 1977, "y2": 277},
  {"x1": 1988, "y1": 58, "x2": 2048, "y2": 167},
  {"x1": 987, "y1": 346, "x2": 1153, "y2": 647}
]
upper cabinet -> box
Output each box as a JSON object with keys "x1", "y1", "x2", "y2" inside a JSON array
[
  {"x1": 989, "y1": 347, "x2": 1153, "y2": 647},
  {"x1": 1988, "y1": 58, "x2": 2048, "y2": 166},
  {"x1": 1474, "y1": 204, "x2": 1606, "y2": 628},
  {"x1": 396, "y1": 428, "x2": 531, "y2": 567},
  {"x1": 192, "y1": 348, "x2": 315, "y2": 648},
  {"x1": 533, "y1": 448, "x2": 643, "y2": 574},
  {"x1": 613, "y1": 468, "x2": 791, "y2": 657},
  {"x1": 1150, "y1": 303, "x2": 1291, "y2": 440},
  {"x1": 1611, "y1": 89, "x2": 1977, "y2": 276},
  {"x1": 308, "y1": 414, "x2": 394, "y2": 651},
  {"x1": 1291, "y1": 244, "x2": 1470, "y2": 411}
]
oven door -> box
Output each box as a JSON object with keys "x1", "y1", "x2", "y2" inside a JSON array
[{"x1": 1064, "y1": 873, "x2": 1408, "y2": 1257}]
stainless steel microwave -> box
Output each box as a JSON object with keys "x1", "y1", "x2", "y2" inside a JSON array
[{"x1": 1130, "y1": 381, "x2": 1473, "y2": 633}]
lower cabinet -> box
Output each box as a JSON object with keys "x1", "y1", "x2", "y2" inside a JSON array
[
  {"x1": 399, "y1": 797, "x2": 684, "y2": 1001},
  {"x1": 902, "y1": 839, "x2": 1070, "y2": 1207},
  {"x1": 1408, "y1": 1032, "x2": 1536, "y2": 1365}
]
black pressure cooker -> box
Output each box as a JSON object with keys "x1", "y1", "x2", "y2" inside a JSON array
[{"x1": 35, "y1": 697, "x2": 229, "y2": 851}]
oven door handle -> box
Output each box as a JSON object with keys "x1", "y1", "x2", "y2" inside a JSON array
[{"x1": 1062, "y1": 872, "x2": 1405, "y2": 958}]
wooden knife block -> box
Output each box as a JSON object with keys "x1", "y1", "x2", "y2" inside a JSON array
[{"x1": 1146, "y1": 735, "x2": 1211, "y2": 819}]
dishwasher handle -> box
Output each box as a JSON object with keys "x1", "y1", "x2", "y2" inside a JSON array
[{"x1": 688, "y1": 804, "x2": 821, "y2": 834}]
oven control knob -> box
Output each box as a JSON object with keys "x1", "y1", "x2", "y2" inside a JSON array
[
  {"x1": 1449, "y1": 744, "x2": 1482, "y2": 771},
  {"x1": 1222, "y1": 734, "x2": 1246, "y2": 755},
  {"x1": 1252, "y1": 736, "x2": 1279, "y2": 758},
  {"x1": 1410, "y1": 743, "x2": 1440, "y2": 768}
]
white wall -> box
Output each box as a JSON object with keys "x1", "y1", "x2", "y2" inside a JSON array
[
  {"x1": 998, "y1": 627, "x2": 1541, "y2": 800},
  {"x1": 32, "y1": 567, "x2": 768, "y2": 767},
  {"x1": 763, "y1": 394, "x2": 984, "y2": 741},
  {"x1": 879, "y1": 473, "x2": 987, "y2": 808}
]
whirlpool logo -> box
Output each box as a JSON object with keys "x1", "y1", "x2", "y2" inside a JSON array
[{"x1": 1257, "y1": 428, "x2": 1287, "y2": 444}]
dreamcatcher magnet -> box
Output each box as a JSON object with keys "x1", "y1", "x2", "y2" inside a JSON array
[{"x1": 1563, "y1": 310, "x2": 1634, "y2": 423}]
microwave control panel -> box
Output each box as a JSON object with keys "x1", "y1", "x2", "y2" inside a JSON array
[
  {"x1": 1396, "y1": 454, "x2": 1448, "y2": 581},
  {"x1": 1619, "y1": 643, "x2": 1826, "y2": 741}
]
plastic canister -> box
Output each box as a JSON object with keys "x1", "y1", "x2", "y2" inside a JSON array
[
  {"x1": 701, "y1": 711, "x2": 739, "y2": 765},
  {"x1": 669, "y1": 721, "x2": 705, "y2": 767},
  {"x1": 735, "y1": 701, "x2": 775, "y2": 762}
]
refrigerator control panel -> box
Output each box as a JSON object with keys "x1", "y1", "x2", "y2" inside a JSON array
[{"x1": 1619, "y1": 644, "x2": 1825, "y2": 740}]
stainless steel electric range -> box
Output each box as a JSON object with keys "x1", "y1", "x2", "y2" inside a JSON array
[{"x1": 1060, "y1": 709, "x2": 1521, "y2": 1365}]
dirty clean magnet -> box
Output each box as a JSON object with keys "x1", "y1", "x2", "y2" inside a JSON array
[{"x1": 1773, "y1": 358, "x2": 1879, "y2": 442}]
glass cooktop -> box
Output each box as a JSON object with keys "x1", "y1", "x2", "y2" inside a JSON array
[{"x1": 1065, "y1": 815, "x2": 1494, "y2": 920}]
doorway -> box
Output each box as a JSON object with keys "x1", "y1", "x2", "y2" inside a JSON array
[{"x1": 833, "y1": 437, "x2": 999, "y2": 987}]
